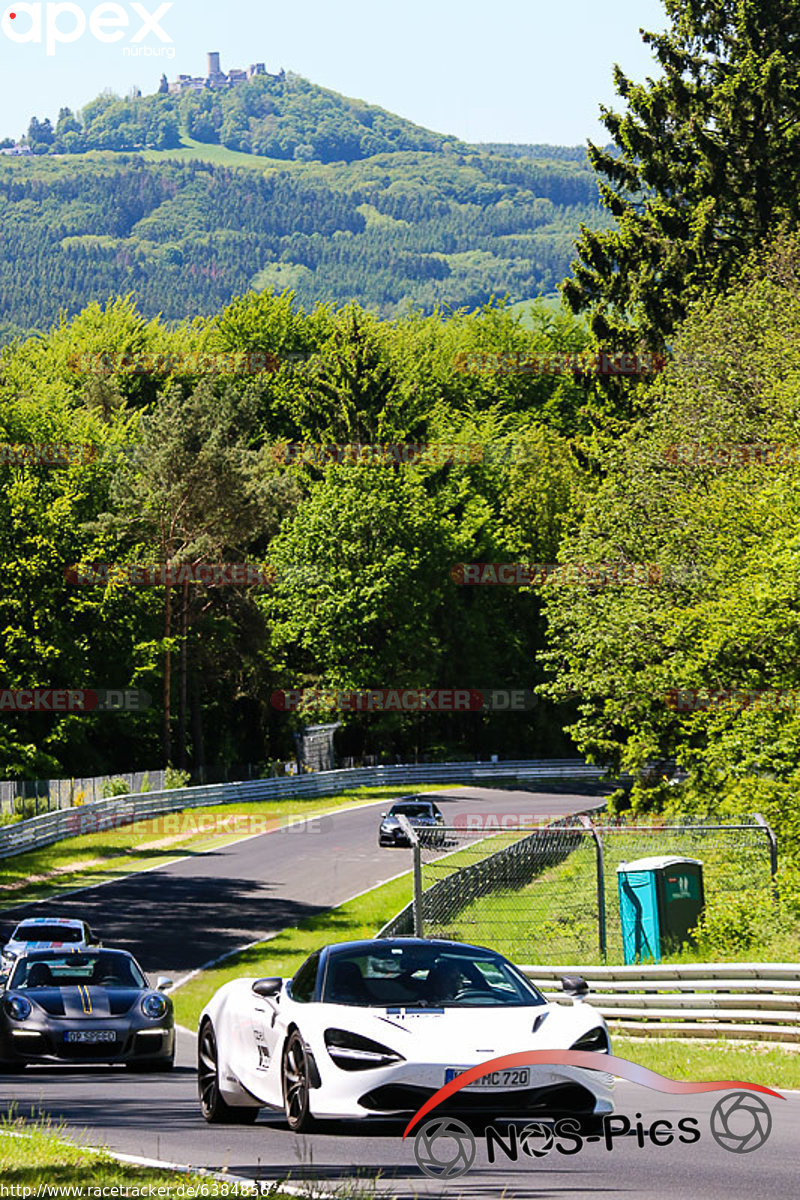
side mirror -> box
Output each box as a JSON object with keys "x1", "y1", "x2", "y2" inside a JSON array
[
  {"x1": 381, "y1": 813, "x2": 387, "y2": 818},
  {"x1": 252, "y1": 977, "x2": 282, "y2": 998},
  {"x1": 156, "y1": 976, "x2": 173, "y2": 992},
  {"x1": 561, "y1": 974, "x2": 589, "y2": 1000}
]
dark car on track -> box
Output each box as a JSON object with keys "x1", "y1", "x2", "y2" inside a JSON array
[
  {"x1": 0, "y1": 948, "x2": 174, "y2": 1072},
  {"x1": 379, "y1": 797, "x2": 446, "y2": 847}
]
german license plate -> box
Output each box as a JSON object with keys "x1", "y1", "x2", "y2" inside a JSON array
[
  {"x1": 445, "y1": 1067, "x2": 530, "y2": 1089},
  {"x1": 65, "y1": 1030, "x2": 116, "y2": 1043}
]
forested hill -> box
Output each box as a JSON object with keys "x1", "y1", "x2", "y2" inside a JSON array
[
  {"x1": 0, "y1": 75, "x2": 606, "y2": 341},
  {"x1": 21, "y1": 71, "x2": 462, "y2": 162}
]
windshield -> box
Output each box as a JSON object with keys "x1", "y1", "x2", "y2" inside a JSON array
[
  {"x1": 9, "y1": 951, "x2": 145, "y2": 990},
  {"x1": 322, "y1": 944, "x2": 546, "y2": 1008},
  {"x1": 390, "y1": 804, "x2": 434, "y2": 819},
  {"x1": 11, "y1": 923, "x2": 84, "y2": 944}
]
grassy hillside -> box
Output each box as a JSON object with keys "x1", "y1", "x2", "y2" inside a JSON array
[
  {"x1": 0, "y1": 138, "x2": 606, "y2": 339},
  {"x1": 0, "y1": 72, "x2": 608, "y2": 339}
]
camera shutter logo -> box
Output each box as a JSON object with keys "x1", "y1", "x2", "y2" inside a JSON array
[
  {"x1": 413, "y1": 1117, "x2": 476, "y2": 1179},
  {"x1": 518, "y1": 1121, "x2": 554, "y2": 1158},
  {"x1": 710, "y1": 1092, "x2": 772, "y2": 1153}
]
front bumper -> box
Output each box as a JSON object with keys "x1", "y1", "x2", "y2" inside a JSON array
[
  {"x1": 308, "y1": 1058, "x2": 614, "y2": 1120},
  {"x1": 0, "y1": 1022, "x2": 174, "y2": 1065},
  {"x1": 379, "y1": 828, "x2": 412, "y2": 846}
]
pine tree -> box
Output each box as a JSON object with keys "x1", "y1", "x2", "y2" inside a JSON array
[{"x1": 563, "y1": 0, "x2": 800, "y2": 348}]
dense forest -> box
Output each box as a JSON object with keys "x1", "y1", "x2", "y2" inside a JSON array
[
  {"x1": 3, "y1": 0, "x2": 800, "y2": 912},
  {"x1": 0, "y1": 150, "x2": 605, "y2": 341},
  {"x1": 0, "y1": 289, "x2": 596, "y2": 780}
]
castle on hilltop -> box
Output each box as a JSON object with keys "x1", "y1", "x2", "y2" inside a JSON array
[{"x1": 168, "y1": 52, "x2": 284, "y2": 94}]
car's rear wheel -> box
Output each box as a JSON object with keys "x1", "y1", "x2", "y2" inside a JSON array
[
  {"x1": 282, "y1": 1031, "x2": 315, "y2": 1132},
  {"x1": 198, "y1": 1019, "x2": 259, "y2": 1124}
]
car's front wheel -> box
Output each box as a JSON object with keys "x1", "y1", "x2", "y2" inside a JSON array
[
  {"x1": 282, "y1": 1031, "x2": 316, "y2": 1132},
  {"x1": 198, "y1": 1019, "x2": 259, "y2": 1124}
]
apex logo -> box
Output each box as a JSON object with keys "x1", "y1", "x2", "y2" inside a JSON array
[{"x1": 2, "y1": 3, "x2": 173, "y2": 56}]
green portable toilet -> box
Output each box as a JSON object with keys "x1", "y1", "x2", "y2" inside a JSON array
[{"x1": 617, "y1": 856, "x2": 704, "y2": 964}]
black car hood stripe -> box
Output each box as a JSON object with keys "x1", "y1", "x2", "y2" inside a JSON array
[{"x1": 21, "y1": 988, "x2": 142, "y2": 1018}]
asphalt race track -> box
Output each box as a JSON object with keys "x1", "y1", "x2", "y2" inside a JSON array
[
  {"x1": 3, "y1": 785, "x2": 797, "y2": 1198},
  {"x1": 3, "y1": 1050, "x2": 797, "y2": 1200},
  {"x1": 0, "y1": 786, "x2": 607, "y2": 979}
]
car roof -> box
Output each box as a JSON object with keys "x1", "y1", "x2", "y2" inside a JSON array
[
  {"x1": 13, "y1": 917, "x2": 85, "y2": 929},
  {"x1": 325, "y1": 937, "x2": 500, "y2": 957},
  {"x1": 18, "y1": 947, "x2": 129, "y2": 962}
]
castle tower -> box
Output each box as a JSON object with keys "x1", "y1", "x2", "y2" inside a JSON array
[{"x1": 207, "y1": 51, "x2": 221, "y2": 78}]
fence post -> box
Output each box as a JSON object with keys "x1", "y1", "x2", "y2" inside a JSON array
[
  {"x1": 579, "y1": 815, "x2": 606, "y2": 961},
  {"x1": 754, "y1": 812, "x2": 778, "y2": 900},
  {"x1": 398, "y1": 815, "x2": 423, "y2": 937}
]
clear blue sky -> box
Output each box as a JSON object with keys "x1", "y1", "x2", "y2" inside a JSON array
[{"x1": 0, "y1": 0, "x2": 666, "y2": 144}]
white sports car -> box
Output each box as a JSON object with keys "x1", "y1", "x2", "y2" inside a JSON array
[
  {"x1": 1, "y1": 917, "x2": 100, "y2": 972},
  {"x1": 197, "y1": 937, "x2": 614, "y2": 1131}
]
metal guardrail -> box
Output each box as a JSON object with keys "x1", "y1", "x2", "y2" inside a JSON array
[
  {"x1": 0, "y1": 759, "x2": 607, "y2": 862},
  {"x1": 520, "y1": 963, "x2": 800, "y2": 1042}
]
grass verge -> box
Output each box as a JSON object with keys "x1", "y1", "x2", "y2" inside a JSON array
[
  {"x1": 0, "y1": 785, "x2": 451, "y2": 910},
  {"x1": 613, "y1": 1035, "x2": 800, "y2": 1090},
  {"x1": 0, "y1": 1110, "x2": 282, "y2": 1195},
  {"x1": 424, "y1": 829, "x2": 798, "y2": 963}
]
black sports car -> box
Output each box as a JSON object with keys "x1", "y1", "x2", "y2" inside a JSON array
[
  {"x1": 379, "y1": 798, "x2": 446, "y2": 847},
  {"x1": 0, "y1": 948, "x2": 175, "y2": 1071}
]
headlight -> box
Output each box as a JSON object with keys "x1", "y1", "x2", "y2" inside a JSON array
[
  {"x1": 6, "y1": 995, "x2": 32, "y2": 1021},
  {"x1": 571, "y1": 1026, "x2": 610, "y2": 1053},
  {"x1": 324, "y1": 1028, "x2": 405, "y2": 1071},
  {"x1": 4, "y1": 950, "x2": 17, "y2": 962},
  {"x1": 141, "y1": 993, "x2": 168, "y2": 1020}
]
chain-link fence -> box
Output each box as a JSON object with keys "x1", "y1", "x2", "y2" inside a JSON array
[{"x1": 379, "y1": 814, "x2": 777, "y2": 964}]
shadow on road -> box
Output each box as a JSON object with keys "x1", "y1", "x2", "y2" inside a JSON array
[{"x1": 0, "y1": 875, "x2": 326, "y2": 973}]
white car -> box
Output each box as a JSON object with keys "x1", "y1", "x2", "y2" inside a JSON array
[
  {"x1": 1, "y1": 917, "x2": 99, "y2": 973},
  {"x1": 197, "y1": 937, "x2": 614, "y2": 1132}
]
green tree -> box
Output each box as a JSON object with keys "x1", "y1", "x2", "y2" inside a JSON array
[
  {"x1": 543, "y1": 235, "x2": 800, "y2": 850},
  {"x1": 564, "y1": 0, "x2": 800, "y2": 347},
  {"x1": 102, "y1": 379, "x2": 297, "y2": 766}
]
